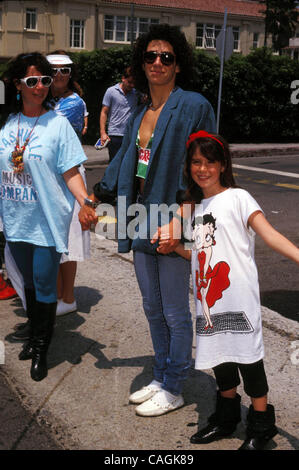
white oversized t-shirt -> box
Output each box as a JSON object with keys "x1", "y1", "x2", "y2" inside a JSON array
[
  {"x1": 0, "y1": 111, "x2": 87, "y2": 253},
  {"x1": 185, "y1": 188, "x2": 265, "y2": 370}
]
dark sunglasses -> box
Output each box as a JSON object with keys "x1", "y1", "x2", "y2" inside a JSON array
[
  {"x1": 143, "y1": 51, "x2": 176, "y2": 66},
  {"x1": 20, "y1": 75, "x2": 53, "y2": 88},
  {"x1": 52, "y1": 67, "x2": 71, "y2": 76}
]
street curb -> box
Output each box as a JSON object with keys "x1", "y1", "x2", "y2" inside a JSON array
[
  {"x1": 230, "y1": 147, "x2": 299, "y2": 158},
  {"x1": 83, "y1": 145, "x2": 299, "y2": 168}
]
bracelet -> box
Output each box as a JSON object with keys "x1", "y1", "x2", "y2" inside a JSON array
[
  {"x1": 84, "y1": 126, "x2": 88, "y2": 129},
  {"x1": 84, "y1": 197, "x2": 98, "y2": 209}
]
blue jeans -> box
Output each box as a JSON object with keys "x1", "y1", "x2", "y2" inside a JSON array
[
  {"x1": 133, "y1": 251, "x2": 193, "y2": 396},
  {"x1": 8, "y1": 242, "x2": 61, "y2": 303},
  {"x1": 108, "y1": 135, "x2": 123, "y2": 162}
]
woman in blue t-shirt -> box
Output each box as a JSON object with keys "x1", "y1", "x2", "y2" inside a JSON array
[{"x1": 0, "y1": 52, "x2": 97, "y2": 382}]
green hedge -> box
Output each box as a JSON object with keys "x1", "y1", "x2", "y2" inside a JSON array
[
  {"x1": 220, "y1": 48, "x2": 299, "y2": 142},
  {"x1": 73, "y1": 46, "x2": 299, "y2": 144},
  {"x1": 2, "y1": 46, "x2": 299, "y2": 143},
  {"x1": 190, "y1": 47, "x2": 299, "y2": 142}
]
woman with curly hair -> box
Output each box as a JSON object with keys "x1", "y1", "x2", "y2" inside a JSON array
[{"x1": 80, "y1": 24, "x2": 216, "y2": 416}]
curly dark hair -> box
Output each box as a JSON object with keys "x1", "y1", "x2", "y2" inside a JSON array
[
  {"x1": 131, "y1": 23, "x2": 194, "y2": 95},
  {"x1": 0, "y1": 52, "x2": 53, "y2": 127}
]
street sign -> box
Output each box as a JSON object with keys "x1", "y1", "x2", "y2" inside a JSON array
[{"x1": 216, "y1": 26, "x2": 234, "y2": 61}]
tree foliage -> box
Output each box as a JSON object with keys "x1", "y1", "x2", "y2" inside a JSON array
[{"x1": 260, "y1": 0, "x2": 299, "y2": 53}]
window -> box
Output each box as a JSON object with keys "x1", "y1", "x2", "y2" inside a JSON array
[
  {"x1": 26, "y1": 8, "x2": 37, "y2": 30},
  {"x1": 196, "y1": 23, "x2": 239, "y2": 51},
  {"x1": 232, "y1": 27, "x2": 240, "y2": 51},
  {"x1": 196, "y1": 23, "x2": 221, "y2": 49},
  {"x1": 104, "y1": 15, "x2": 159, "y2": 43},
  {"x1": 253, "y1": 32, "x2": 259, "y2": 49},
  {"x1": 70, "y1": 19, "x2": 85, "y2": 48}
]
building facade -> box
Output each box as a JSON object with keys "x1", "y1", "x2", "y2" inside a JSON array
[{"x1": 0, "y1": 0, "x2": 297, "y2": 60}]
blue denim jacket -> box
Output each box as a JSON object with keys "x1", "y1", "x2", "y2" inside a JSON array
[{"x1": 94, "y1": 87, "x2": 216, "y2": 254}]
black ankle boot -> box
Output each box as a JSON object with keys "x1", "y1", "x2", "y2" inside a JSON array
[
  {"x1": 190, "y1": 392, "x2": 241, "y2": 444},
  {"x1": 30, "y1": 301, "x2": 56, "y2": 382},
  {"x1": 18, "y1": 289, "x2": 36, "y2": 360},
  {"x1": 239, "y1": 404, "x2": 278, "y2": 450}
]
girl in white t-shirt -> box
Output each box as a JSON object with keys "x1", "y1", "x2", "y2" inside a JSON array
[{"x1": 156, "y1": 130, "x2": 299, "y2": 450}]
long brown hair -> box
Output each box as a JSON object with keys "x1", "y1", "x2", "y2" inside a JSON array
[{"x1": 179, "y1": 133, "x2": 237, "y2": 204}]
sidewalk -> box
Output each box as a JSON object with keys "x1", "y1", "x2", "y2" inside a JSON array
[
  {"x1": 0, "y1": 234, "x2": 298, "y2": 451},
  {"x1": 82, "y1": 142, "x2": 299, "y2": 167}
]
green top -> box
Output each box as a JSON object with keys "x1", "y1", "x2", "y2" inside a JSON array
[{"x1": 136, "y1": 130, "x2": 154, "y2": 179}]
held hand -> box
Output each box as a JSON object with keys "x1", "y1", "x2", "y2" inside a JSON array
[
  {"x1": 151, "y1": 224, "x2": 180, "y2": 254},
  {"x1": 151, "y1": 227, "x2": 161, "y2": 245},
  {"x1": 78, "y1": 205, "x2": 98, "y2": 231},
  {"x1": 156, "y1": 236, "x2": 180, "y2": 254}
]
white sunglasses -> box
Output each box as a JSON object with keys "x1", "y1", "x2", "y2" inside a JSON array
[
  {"x1": 52, "y1": 67, "x2": 71, "y2": 76},
  {"x1": 20, "y1": 75, "x2": 53, "y2": 88}
]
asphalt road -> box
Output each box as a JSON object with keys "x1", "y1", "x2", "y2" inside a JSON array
[{"x1": 231, "y1": 154, "x2": 299, "y2": 322}]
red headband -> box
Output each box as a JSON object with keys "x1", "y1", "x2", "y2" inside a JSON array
[{"x1": 186, "y1": 130, "x2": 224, "y2": 150}]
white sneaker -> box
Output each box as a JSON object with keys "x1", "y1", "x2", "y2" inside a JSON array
[
  {"x1": 135, "y1": 389, "x2": 184, "y2": 417},
  {"x1": 56, "y1": 300, "x2": 77, "y2": 317},
  {"x1": 129, "y1": 380, "x2": 162, "y2": 404}
]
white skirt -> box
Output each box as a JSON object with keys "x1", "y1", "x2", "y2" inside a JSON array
[{"x1": 60, "y1": 165, "x2": 91, "y2": 264}]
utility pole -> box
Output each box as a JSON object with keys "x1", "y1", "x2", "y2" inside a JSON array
[
  {"x1": 215, "y1": 8, "x2": 234, "y2": 133},
  {"x1": 130, "y1": 3, "x2": 135, "y2": 47}
]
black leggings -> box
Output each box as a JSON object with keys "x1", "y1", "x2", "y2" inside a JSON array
[{"x1": 213, "y1": 360, "x2": 269, "y2": 398}]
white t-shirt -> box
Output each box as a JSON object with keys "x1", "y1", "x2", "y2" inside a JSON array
[
  {"x1": 0, "y1": 111, "x2": 87, "y2": 253},
  {"x1": 185, "y1": 188, "x2": 265, "y2": 370}
]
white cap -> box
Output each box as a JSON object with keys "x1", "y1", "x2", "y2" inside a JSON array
[{"x1": 46, "y1": 54, "x2": 73, "y2": 65}]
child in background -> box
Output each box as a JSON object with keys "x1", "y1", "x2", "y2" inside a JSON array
[{"x1": 157, "y1": 130, "x2": 299, "y2": 450}]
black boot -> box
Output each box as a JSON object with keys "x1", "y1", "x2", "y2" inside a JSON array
[
  {"x1": 30, "y1": 301, "x2": 57, "y2": 382},
  {"x1": 190, "y1": 392, "x2": 241, "y2": 444},
  {"x1": 18, "y1": 289, "x2": 36, "y2": 360},
  {"x1": 239, "y1": 404, "x2": 278, "y2": 450}
]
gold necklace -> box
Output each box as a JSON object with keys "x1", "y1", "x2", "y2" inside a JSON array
[{"x1": 11, "y1": 112, "x2": 41, "y2": 173}]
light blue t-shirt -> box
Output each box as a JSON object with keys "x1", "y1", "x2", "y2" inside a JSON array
[
  {"x1": 0, "y1": 110, "x2": 87, "y2": 253},
  {"x1": 50, "y1": 92, "x2": 86, "y2": 134},
  {"x1": 102, "y1": 84, "x2": 138, "y2": 136}
]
